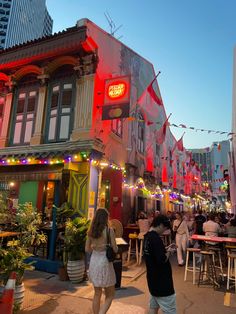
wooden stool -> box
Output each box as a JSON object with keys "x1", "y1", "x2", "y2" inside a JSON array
[
  {"x1": 184, "y1": 248, "x2": 201, "y2": 284},
  {"x1": 198, "y1": 251, "x2": 219, "y2": 289},
  {"x1": 127, "y1": 233, "x2": 139, "y2": 264},
  {"x1": 227, "y1": 253, "x2": 236, "y2": 292},
  {"x1": 225, "y1": 245, "x2": 236, "y2": 255},
  {"x1": 138, "y1": 233, "x2": 144, "y2": 265}
]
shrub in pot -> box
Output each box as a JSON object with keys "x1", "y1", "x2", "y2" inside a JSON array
[{"x1": 64, "y1": 217, "x2": 90, "y2": 283}]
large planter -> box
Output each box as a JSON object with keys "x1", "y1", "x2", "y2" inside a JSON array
[
  {"x1": 67, "y1": 260, "x2": 85, "y2": 283},
  {"x1": 14, "y1": 282, "x2": 25, "y2": 309}
]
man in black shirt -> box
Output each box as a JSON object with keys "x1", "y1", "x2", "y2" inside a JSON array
[{"x1": 144, "y1": 215, "x2": 176, "y2": 314}]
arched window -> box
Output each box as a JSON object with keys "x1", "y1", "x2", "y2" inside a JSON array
[
  {"x1": 12, "y1": 75, "x2": 39, "y2": 145},
  {"x1": 45, "y1": 65, "x2": 75, "y2": 143},
  {"x1": 137, "y1": 112, "x2": 145, "y2": 153}
]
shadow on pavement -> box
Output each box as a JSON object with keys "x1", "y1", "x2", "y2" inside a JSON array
[{"x1": 114, "y1": 286, "x2": 144, "y2": 299}]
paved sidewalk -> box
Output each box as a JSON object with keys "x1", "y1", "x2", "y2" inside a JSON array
[
  {"x1": 19, "y1": 262, "x2": 146, "y2": 314},
  {"x1": 19, "y1": 259, "x2": 236, "y2": 314}
]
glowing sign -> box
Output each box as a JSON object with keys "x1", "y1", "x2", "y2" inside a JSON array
[
  {"x1": 102, "y1": 76, "x2": 130, "y2": 120},
  {"x1": 107, "y1": 82, "x2": 127, "y2": 100},
  {"x1": 104, "y1": 76, "x2": 130, "y2": 105}
]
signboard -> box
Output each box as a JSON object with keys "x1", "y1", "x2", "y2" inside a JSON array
[{"x1": 102, "y1": 76, "x2": 130, "y2": 120}]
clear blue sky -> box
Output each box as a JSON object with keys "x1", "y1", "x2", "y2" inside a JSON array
[{"x1": 46, "y1": 0, "x2": 236, "y2": 149}]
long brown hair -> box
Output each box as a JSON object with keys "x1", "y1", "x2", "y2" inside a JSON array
[{"x1": 88, "y1": 208, "x2": 109, "y2": 238}]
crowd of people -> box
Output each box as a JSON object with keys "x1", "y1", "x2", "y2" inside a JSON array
[{"x1": 85, "y1": 207, "x2": 236, "y2": 314}]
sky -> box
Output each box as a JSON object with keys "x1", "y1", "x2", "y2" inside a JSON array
[{"x1": 46, "y1": 0, "x2": 236, "y2": 149}]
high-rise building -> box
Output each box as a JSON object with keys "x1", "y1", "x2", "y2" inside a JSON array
[
  {"x1": 0, "y1": 0, "x2": 52, "y2": 50},
  {"x1": 189, "y1": 140, "x2": 230, "y2": 199}
]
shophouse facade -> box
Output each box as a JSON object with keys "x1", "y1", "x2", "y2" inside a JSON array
[{"x1": 0, "y1": 18, "x2": 190, "y2": 225}]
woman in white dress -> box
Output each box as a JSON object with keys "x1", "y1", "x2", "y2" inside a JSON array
[{"x1": 85, "y1": 208, "x2": 118, "y2": 314}]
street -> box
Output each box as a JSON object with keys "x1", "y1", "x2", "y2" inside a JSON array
[{"x1": 20, "y1": 258, "x2": 236, "y2": 314}]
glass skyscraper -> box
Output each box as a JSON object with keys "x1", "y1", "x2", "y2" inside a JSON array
[{"x1": 0, "y1": 0, "x2": 53, "y2": 50}]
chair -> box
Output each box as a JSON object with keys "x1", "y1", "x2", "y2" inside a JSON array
[
  {"x1": 127, "y1": 233, "x2": 139, "y2": 264},
  {"x1": 198, "y1": 251, "x2": 219, "y2": 289},
  {"x1": 184, "y1": 248, "x2": 201, "y2": 284},
  {"x1": 227, "y1": 253, "x2": 236, "y2": 292}
]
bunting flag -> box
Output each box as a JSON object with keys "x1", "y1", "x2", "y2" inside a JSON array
[
  {"x1": 172, "y1": 133, "x2": 185, "y2": 153},
  {"x1": 156, "y1": 114, "x2": 171, "y2": 144},
  {"x1": 147, "y1": 76, "x2": 163, "y2": 106}
]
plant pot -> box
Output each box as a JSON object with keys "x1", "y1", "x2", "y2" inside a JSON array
[
  {"x1": 14, "y1": 282, "x2": 25, "y2": 308},
  {"x1": 67, "y1": 260, "x2": 85, "y2": 283},
  {"x1": 58, "y1": 266, "x2": 69, "y2": 281}
]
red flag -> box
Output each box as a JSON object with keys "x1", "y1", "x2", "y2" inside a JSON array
[
  {"x1": 137, "y1": 72, "x2": 163, "y2": 106},
  {"x1": 172, "y1": 133, "x2": 185, "y2": 153},
  {"x1": 177, "y1": 136, "x2": 184, "y2": 151},
  {"x1": 147, "y1": 79, "x2": 163, "y2": 106},
  {"x1": 156, "y1": 114, "x2": 171, "y2": 144}
]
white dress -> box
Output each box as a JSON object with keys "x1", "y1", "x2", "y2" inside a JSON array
[{"x1": 89, "y1": 250, "x2": 116, "y2": 287}]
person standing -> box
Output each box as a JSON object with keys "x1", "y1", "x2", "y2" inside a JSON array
[
  {"x1": 144, "y1": 215, "x2": 176, "y2": 314},
  {"x1": 85, "y1": 208, "x2": 118, "y2": 314},
  {"x1": 173, "y1": 212, "x2": 189, "y2": 266}
]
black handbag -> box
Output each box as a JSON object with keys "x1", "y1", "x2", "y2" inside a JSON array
[{"x1": 106, "y1": 227, "x2": 116, "y2": 262}]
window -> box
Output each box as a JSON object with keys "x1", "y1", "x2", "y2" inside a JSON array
[
  {"x1": 169, "y1": 150, "x2": 172, "y2": 167},
  {"x1": 111, "y1": 118, "x2": 123, "y2": 137},
  {"x1": 137, "y1": 113, "x2": 145, "y2": 153},
  {"x1": 12, "y1": 88, "x2": 38, "y2": 145},
  {"x1": 47, "y1": 81, "x2": 74, "y2": 142},
  {"x1": 0, "y1": 96, "x2": 5, "y2": 135}
]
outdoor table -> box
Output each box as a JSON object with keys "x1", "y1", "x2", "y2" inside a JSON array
[
  {"x1": 0, "y1": 231, "x2": 19, "y2": 238},
  {"x1": 0, "y1": 231, "x2": 20, "y2": 248},
  {"x1": 191, "y1": 234, "x2": 236, "y2": 244}
]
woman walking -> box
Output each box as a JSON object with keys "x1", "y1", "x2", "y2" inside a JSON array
[
  {"x1": 85, "y1": 208, "x2": 118, "y2": 314},
  {"x1": 173, "y1": 212, "x2": 189, "y2": 266}
]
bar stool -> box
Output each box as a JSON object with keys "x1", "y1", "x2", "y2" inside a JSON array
[
  {"x1": 198, "y1": 251, "x2": 219, "y2": 289},
  {"x1": 207, "y1": 246, "x2": 224, "y2": 279},
  {"x1": 225, "y1": 245, "x2": 236, "y2": 255},
  {"x1": 184, "y1": 248, "x2": 201, "y2": 284},
  {"x1": 138, "y1": 233, "x2": 144, "y2": 265},
  {"x1": 127, "y1": 232, "x2": 139, "y2": 264},
  {"x1": 227, "y1": 253, "x2": 236, "y2": 292}
]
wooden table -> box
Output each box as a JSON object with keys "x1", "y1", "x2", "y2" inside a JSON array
[
  {"x1": 191, "y1": 234, "x2": 236, "y2": 244},
  {"x1": 0, "y1": 231, "x2": 19, "y2": 238}
]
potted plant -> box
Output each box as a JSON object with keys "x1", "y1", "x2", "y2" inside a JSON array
[
  {"x1": 64, "y1": 217, "x2": 90, "y2": 283},
  {"x1": 0, "y1": 244, "x2": 34, "y2": 309},
  {"x1": 0, "y1": 203, "x2": 47, "y2": 311}
]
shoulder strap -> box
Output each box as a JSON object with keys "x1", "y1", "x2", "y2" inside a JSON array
[
  {"x1": 176, "y1": 219, "x2": 183, "y2": 232},
  {"x1": 106, "y1": 226, "x2": 111, "y2": 245}
]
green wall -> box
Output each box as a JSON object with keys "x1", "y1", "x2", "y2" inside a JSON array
[{"x1": 19, "y1": 181, "x2": 38, "y2": 207}]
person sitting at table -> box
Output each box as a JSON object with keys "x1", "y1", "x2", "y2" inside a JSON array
[
  {"x1": 225, "y1": 218, "x2": 236, "y2": 238},
  {"x1": 203, "y1": 213, "x2": 221, "y2": 245}
]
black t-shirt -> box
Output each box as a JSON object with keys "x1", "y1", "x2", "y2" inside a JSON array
[
  {"x1": 195, "y1": 214, "x2": 206, "y2": 235},
  {"x1": 144, "y1": 230, "x2": 175, "y2": 297}
]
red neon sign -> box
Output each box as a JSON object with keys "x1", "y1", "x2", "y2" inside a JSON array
[
  {"x1": 104, "y1": 76, "x2": 130, "y2": 105},
  {"x1": 107, "y1": 81, "x2": 127, "y2": 100}
]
